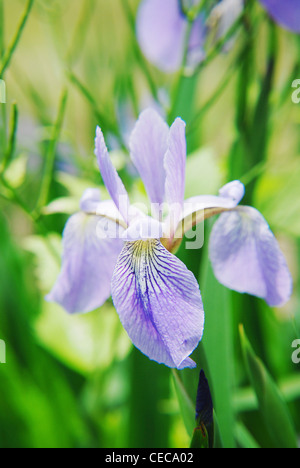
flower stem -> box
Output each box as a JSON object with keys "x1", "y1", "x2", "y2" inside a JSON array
[{"x1": 0, "y1": 0, "x2": 35, "y2": 78}]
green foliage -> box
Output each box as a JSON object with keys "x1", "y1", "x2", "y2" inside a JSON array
[{"x1": 0, "y1": 0, "x2": 299, "y2": 449}]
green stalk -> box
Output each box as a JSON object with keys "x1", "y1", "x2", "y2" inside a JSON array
[
  {"x1": 36, "y1": 89, "x2": 68, "y2": 211},
  {"x1": 0, "y1": 102, "x2": 18, "y2": 173},
  {"x1": 0, "y1": 0, "x2": 35, "y2": 78}
]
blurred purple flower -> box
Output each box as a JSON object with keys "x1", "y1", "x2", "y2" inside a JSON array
[
  {"x1": 47, "y1": 108, "x2": 292, "y2": 368},
  {"x1": 259, "y1": 0, "x2": 300, "y2": 33},
  {"x1": 136, "y1": 0, "x2": 243, "y2": 73},
  {"x1": 136, "y1": 0, "x2": 207, "y2": 73},
  {"x1": 136, "y1": 0, "x2": 299, "y2": 73}
]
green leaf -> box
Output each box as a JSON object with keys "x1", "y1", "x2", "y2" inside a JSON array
[
  {"x1": 239, "y1": 325, "x2": 298, "y2": 448},
  {"x1": 172, "y1": 369, "x2": 195, "y2": 437},
  {"x1": 184, "y1": 147, "x2": 223, "y2": 199},
  {"x1": 199, "y1": 234, "x2": 236, "y2": 448},
  {"x1": 254, "y1": 161, "x2": 300, "y2": 237},
  {"x1": 234, "y1": 422, "x2": 260, "y2": 449}
]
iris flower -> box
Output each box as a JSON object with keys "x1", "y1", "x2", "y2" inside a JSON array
[
  {"x1": 47, "y1": 108, "x2": 292, "y2": 369},
  {"x1": 137, "y1": 0, "x2": 300, "y2": 73}
]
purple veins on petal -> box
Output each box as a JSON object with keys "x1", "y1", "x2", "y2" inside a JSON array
[
  {"x1": 111, "y1": 239, "x2": 205, "y2": 369},
  {"x1": 46, "y1": 212, "x2": 124, "y2": 314},
  {"x1": 209, "y1": 206, "x2": 293, "y2": 307}
]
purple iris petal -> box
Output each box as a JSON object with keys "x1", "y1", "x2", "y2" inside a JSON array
[
  {"x1": 80, "y1": 188, "x2": 101, "y2": 213},
  {"x1": 259, "y1": 0, "x2": 300, "y2": 33},
  {"x1": 164, "y1": 118, "x2": 187, "y2": 233},
  {"x1": 209, "y1": 206, "x2": 293, "y2": 307},
  {"x1": 129, "y1": 108, "x2": 169, "y2": 207},
  {"x1": 111, "y1": 239, "x2": 204, "y2": 368},
  {"x1": 136, "y1": 0, "x2": 206, "y2": 73},
  {"x1": 164, "y1": 118, "x2": 186, "y2": 208},
  {"x1": 182, "y1": 180, "x2": 245, "y2": 219},
  {"x1": 95, "y1": 127, "x2": 130, "y2": 224},
  {"x1": 46, "y1": 212, "x2": 124, "y2": 314}
]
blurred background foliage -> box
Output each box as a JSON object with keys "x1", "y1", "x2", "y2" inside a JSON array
[{"x1": 0, "y1": 0, "x2": 299, "y2": 448}]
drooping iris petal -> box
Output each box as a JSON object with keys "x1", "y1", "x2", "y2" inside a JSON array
[
  {"x1": 46, "y1": 212, "x2": 124, "y2": 314},
  {"x1": 95, "y1": 127, "x2": 130, "y2": 224},
  {"x1": 209, "y1": 206, "x2": 293, "y2": 307},
  {"x1": 129, "y1": 108, "x2": 169, "y2": 209},
  {"x1": 164, "y1": 118, "x2": 187, "y2": 234},
  {"x1": 136, "y1": 0, "x2": 205, "y2": 73},
  {"x1": 111, "y1": 239, "x2": 204, "y2": 368},
  {"x1": 182, "y1": 180, "x2": 245, "y2": 217},
  {"x1": 259, "y1": 0, "x2": 300, "y2": 34},
  {"x1": 80, "y1": 188, "x2": 101, "y2": 213}
]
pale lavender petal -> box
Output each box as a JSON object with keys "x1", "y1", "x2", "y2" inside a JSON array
[
  {"x1": 259, "y1": 0, "x2": 300, "y2": 33},
  {"x1": 136, "y1": 0, "x2": 186, "y2": 73},
  {"x1": 164, "y1": 118, "x2": 187, "y2": 234},
  {"x1": 209, "y1": 206, "x2": 293, "y2": 307},
  {"x1": 46, "y1": 212, "x2": 124, "y2": 314},
  {"x1": 80, "y1": 188, "x2": 101, "y2": 213},
  {"x1": 136, "y1": 0, "x2": 206, "y2": 73},
  {"x1": 111, "y1": 239, "x2": 204, "y2": 368},
  {"x1": 95, "y1": 127, "x2": 130, "y2": 224},
  {"x1": 129, "y1": 108, "x2": 169, "y2": 206},
  {"x1": 164, "y1": 118, "x2": 187, "y2": 207},
  {"x1": 182, "y1": 180, "x2": 245, "y2": 219}
]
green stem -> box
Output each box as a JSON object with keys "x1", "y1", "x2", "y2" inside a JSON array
[
  {"x1": 67, "y1": 70, "x2": 127, "y2": 150},
  {"x1": 0, "y1": 0, "x2": 4, "y2": 60},
  {"x1": 0, "y1": 0, "x2": 35, "y2": 78},
  {"x1": 0, "y1": 102, "x2": 18, "y2": 173},
  {"x1": 121, "y1": 0, "x2": 159, "y2": 103},
  {"x1": 168, "y1": 18, "x2": 194, "y2": 123},
  {"x1": 36, "y1": 89, "x2": 68, "y2": 211},
  {"x1": 0, "y1": 175, "x2": 60, "y2": 263}
]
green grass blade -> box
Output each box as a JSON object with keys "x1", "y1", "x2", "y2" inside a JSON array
[
  {"x1": 0, "y1": 0, "x2": 35, "y2": 78},
  {"x1": 36, "y1": 88, "x2": 68, "y2": 210},
  {"x1": 240, "y1": 325, "x2": 298, "y2": 448},
  {"x1": 199, "y1": 232, "x2": 236, "y2": 448}
]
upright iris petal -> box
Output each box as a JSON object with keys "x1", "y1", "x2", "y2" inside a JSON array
[
  {"x1": 259, "y1": 0, "x2": 300, "y2": 33},
  {"x1": 111, "y1": 239, "x2": 204, "y2": 368},
  {"x1": 129, "y1": 108, "x2": 169, "y2": 207},
  {"x1": 95, "y1": 127, "x2": 131, "y2": 224},
  {"x1": 209, "y1": 206, "x2": 293, "y2": 307}
]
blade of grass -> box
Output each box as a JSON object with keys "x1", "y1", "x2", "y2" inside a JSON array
[
  {"x1": 199, "y1": 224, "x2": 236, "y2": 448},
  {"x1": 0, "y1": 102, "x2": 18, "y2": 173},
  {"x1": 0, "y1": 0, "x2": 35, "y2": 78},
  {"x1": 0, "y1": 0, "x2": 4, "y2": 59},
  {"x1": 65, "y1": 0, "x2": 96, "y2": 66},
  {"x1": 240, "y1": 325, "x2": 298, "y2": 448},
  {"x1": 234, "y1": 422, "x2": 260, "y2": 448},
  {"x1": 67, "y1": 70, "x2": 126, "y2": 149},
  {"x1": 36, "y1": 89, "x2": 68, "y2": 211}
]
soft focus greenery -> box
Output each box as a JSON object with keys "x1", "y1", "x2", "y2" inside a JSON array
[{"x1": 0, "y1": 0, "x2": 299, "y2": 448}]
